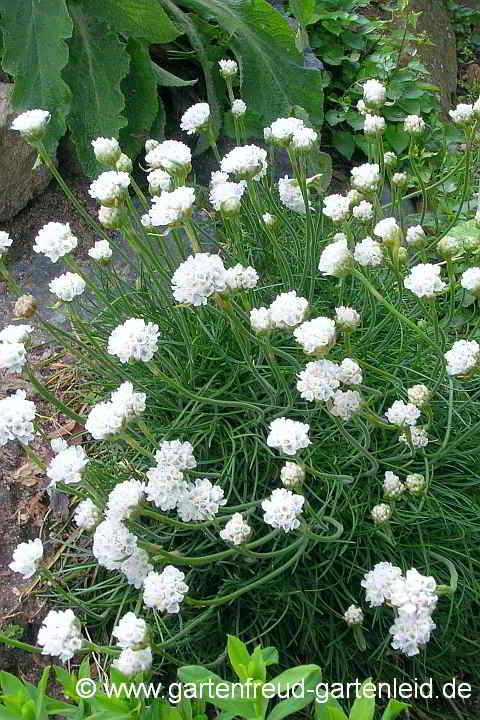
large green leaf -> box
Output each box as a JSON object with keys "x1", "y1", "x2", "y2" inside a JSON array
[
  {"x1": 0, "y1": 0, "x2": 72, "y2": 154},
  {"x1": 171, "y1": 0, "x2": 324, "y2": 128},
  {"x1": 79, "y1": 0, "x2": 181, "y2": 43},
  {"x1": 64, "y1": 4, "x2": 130, "y2": 176},
  {"x1": 119, "y1": 39, "x2": 158, "y2": 159}
]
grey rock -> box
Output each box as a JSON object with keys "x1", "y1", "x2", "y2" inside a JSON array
[{"x1": 0, "y1": 83, "x2": 52, "y2": 221}]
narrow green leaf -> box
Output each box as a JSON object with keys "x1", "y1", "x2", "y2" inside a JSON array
[
  {"x1": 79, "y1": 0, "x2": 181, "y2": 43},
  {"x1": 35, "y1": 667, "x2": 50, "y2": 720},
  {"x1": 0, "y1": 0, "x2": 72, "y2": 154},
  {"x1": 152, "y1": 65, "x2": 198, "y2": 88},
  {"x1": 120, "y1": 39, "x2": 158, "y2": 160},
  {"x1": 64, "y1": 3, "x2": 130, "y2": 176}
]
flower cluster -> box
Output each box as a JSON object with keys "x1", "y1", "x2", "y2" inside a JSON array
[
  {"x1": 266, "y1": 417, "x2": 311, "y2": 456},
  {"x1": 47, "y1": 438, "x2": 89, "y2": 488},
  {"x1": 172, "y1": 253, "x2": 258, "y2": 306},
  {"x1": 107, "y1": 318, "x2": 159, "y2": 363},
  {"x1": 262, "y1": 487, "x2": 305, "y2": 532},
  {"x1": 33, "y1": 222, "x2": 78, "y2": 262},
  {"x1": 85, "y1": 381, "x2": 146, "y2": 440},
  {"x1": 0, "y1": 390, "x2": 36, "y2": 446}
]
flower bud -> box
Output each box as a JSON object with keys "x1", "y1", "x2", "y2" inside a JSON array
[
  {"x1": 437, "y1": 235, "x2": 461, "y2": 258},
  {"x1": 116, "y1": 153, "x2": 133, "y2": 173},
  {"x1": 14, "y1": 295, "x2": 37, "y2": 319}
]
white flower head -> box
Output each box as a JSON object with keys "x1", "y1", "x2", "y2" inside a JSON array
[
  {"x1": 293, "y1": 317, "x2": 336, "y2": 355},
  {"x1": 361, "y1": 561, "x2": 402, "y2": 607},
  {"x1": 407, "y1": 384, "x2": 430, "y2": 409},
  {"x1": 110, "y1": 150, "x2": 130, "y2": 173},
  {"x1": 93, "y1": 520, "x2": 137, "y2": 571},
  {"x1": 322, "y1": 194, "x2": 350, "y2": 223},
  {"x1": 143, "y1": 566, "x2": 189, "y2": 613},
  {"x1": 120, "y1": 548, "x2": 153, "y2": 589},
  {"x1": 210, "y1": 181, "x2": 246, "y2": 215},
  {"x1": 146, "y1": 465, "x2": 189, "y2": 511},
  {"x1": 362, "y1": 79, "x2": 386, "y2": 109},
  {"x1": 171, "y1": 253, "x2": 227, "y2": 306},
  {"x1": 404, "y1": 263, "x2": 446, "y2": 299},
  {"x1": 339, "y1": 358, "x2": 362, "y2": 385},
  {"x1": 385, "y1": 400, "x2": 420, "y2": 427},
  {"x1": 88, "y1": 171, "x2": 130, "y2": 206},
  {"x1": 180, "y1": 103, "x2": 210, "y2": 135},
  {"x1": 390, "y1": 609, "x2": 436, "y2": 657},
  {"x1": 112, "y1": 647, "x2": 152, "y2": 676},
  {"x1": 91, "y1": 137, "x2": 121, "y2": 165},
  {"x1": 155, "y1": 440, "x2": 196, "y2": 470},
  {"x1": 37, "y1": 609, "x2": 83, "y2": 662},
  {"x1": 112, "y1": 612, "x2": 148, "y2": 650},
  {"x1": 47, "y1": 445, "x2": 89, "y2": 487},
  {"x1": 74, "y1": 498, "x2": 100, "y2": 530},
  {"x1": 267, "y1": 417, "x2": 311, "y2": 456},
  {"x1": 0, "y1": 390, "x2": 36, "y2": 446},
  {"x1": 49, "y1": 273, "x2": 85, "y2": 302},
  {"x1": 88, "y1": 240, "x2": 112, "y2": 261},
  {"x1": 9, "y1": 538, "x2": 43, "y2": 579},
  {"x1": 297, "y1": 359, "x2": 341, "y2": 402},
  {"x1": 225, "y1": 264, "x2": 259, "y2": 290},
  {"x1": 384, "y1": 151, "x2": 397, "y2": 168},
  {"x1": 149, "y1": 186, "x2": 195, "y2": 226},
  {"x1": 262, "y1": 212, "x2": 277, "y2": 227},
  {"x1": 371, "y1": 503, "x2": 392, "y2": 524},
  {"x1": 406, "y1": 225, "x2": 426, "y2": 248},
  {"x1": 219, "y1": 59, "x2": 238, "y2": 78},
  {"x1": 449, "y1": 103, "x2": 474, "y2": 125},
  {"x1": 262, "y1": 487, "x2": 304, "y2": 532},
  {"x1": 406, "y1": 473, "x2": 426, "y2": 495},
  {"x1": 328, "y1": 389, "x2": 362, "y2": 421},
  {"x1": 392, "y1": 172, "x2": 408, "y2": 188},
  {"x1": 85, "y1": 382, "x2": 146, "y2": 440},
  {"x1": 219, "y1": 512, "x2": 251, "y2": 545},
  {"x1": 353, "y1": 201, "x2": 374, "y2": 222},
  {"x1": 250, "y1": 307, "x2": 274, "y2": 333},
  {"x1": 105, "y1": 479, "x2": 145, "y2": 522},
  {"x1": 231, "y1": 99, "x2": 247, "y2": 116},
  {"x1": 33, "y1": 222, "x2": 77, "y2": 263},
  {"x1": 444, "y1": 339, "x2": 480, "y2": 377},
  {"x1": 335, "y1": 306, "x2": 361, "y2": 330},
  {"x1": 107, "y1": 318, "x2": 159, "y2": 363},
  {"x1": 210, "y1": 171, "x2": 229, "y2": 187},
  {"x1": 269, "y1": 290, "x2": 308, "y2": 329},
  {"x1": 357, "y1": 99, "x2": 367, "y2": 115},
  {"x1": 0, "y1": 231, "x2": 13, "y2": 257},
  {"x1": 351, "y1": 163, "x2": 380, "y2": 193},
  {"x1": 399, "y1": 427, "x2": 429, "y2": 449},
  {"x1": 220, "y1": 145, "x2": 267, "y2": 181},
  {"x1": 278, "y1": 176, "x2": 306, "y2": 214},
  {"x1": 354, "y1": 236, "x2": 384, "y2": 267},
  {"x1": 147, "y1": 169, "x2": 172, "y2": 196},
  {"x1": 383, "y1": 471, "x2": 405, "y2": 499},
  {"x1": 291, "y1": 127, "x2": 318, "y2": 151},
  {"x1": 0, "y1": 342, "x2": 27, "y2": 374},
  {"x1": 437, "y1": 235, "x2": 461, "y2": 259},
  {"x1": 265, "y1": 117, "x2": 305, "y2": 146},
  {"x1": 280, "y1": 461, "x2": 305, "y2": 488},
  {"x1": 145, "y1": 140, "x2": 192, "y2": 175},
  {"x1": 145, "y1": 139, "x2": 159, "y2": 153},
  {"x1": 364, "y1": 114, "x2": 385, "y2": 136},
  {"x1": 344, "y1": 605, "x2": 364, "y2": 627},
  {"x1": 11, "y1": 109, "x2": 50, "y2": 140},
  {"x1": 461, "y1": 267, "x2": 480, "y2": 295},
  {"x1": 318, "y1": 237, "x2": 353, "y2": 277},
  {"x1": 404, "y1": 115, "x2": 426, "y2": 135},
  {"x1": 374, "y1": 217, "x2": 403, "y2": 247},
  {"x1": 98, "y1": 206, "x2": 123, "y2": 229},
  {"x1": 177, "y1": 478, "x2": 227, "y2": 522},
  {"x1": 0, "y1": 325, "x2": 33, "y2": 344}
]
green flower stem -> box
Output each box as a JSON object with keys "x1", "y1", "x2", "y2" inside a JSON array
[
  {"x1": 409, "y1": 140, "x2": 428, "y2": 226},
  {"x1": 0, "y1": 259, "x2": 23, "y2": 295},
  {"x1": 130, "y1": 177, "x2": 149, "y2": 210},
  {"x1": 184, "y1": 219, "x2": 201, "y2": 253},
  {"x1": 0, "y1": 634, "x2": 42, "y2": 653},
  {"x1": 23, "y1": 364, "x2": 85, "y2": 424},
  {"x1": 207, "y1": 126, "x2": 221, "y2": 163},
  {"x1": 353, "y1": 268, "x2": 439, "y2": 351},
  {"x1": 117, "y1": 431, "x2": 155, "y2": 459},
  {"x1": 185, "y1": 536, "x2": 308, "y2": 607}
]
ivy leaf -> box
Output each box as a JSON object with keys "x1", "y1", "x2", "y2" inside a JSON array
[
  {"x1": 120, "y1": 39, "x2": 158, "y2": 160},
  {"x1": 79, "y1": 0, "x2": 181, "y2": 43},
  {"x1": 64, "y1": 3, "x2": 130, "y2": 176},
  {"x1": 0, "y1": 0, "x2": 73, "y2": 155},
  {"x1": 174, "y1": 0, "x2": 324, "y2": 128}
]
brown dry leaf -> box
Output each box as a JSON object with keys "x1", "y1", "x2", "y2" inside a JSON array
[
  {"x1": 12, "y1": 461, "x2": 44, "y2": 487},
  {"x1": 48, "y1": 420, "x2": 76, "y2": 439},
  {"x1": 18, "y1": 492, "x2": 48, "y2": 526},
  {"x1": 0, "y1": 376, "x2": 31, "y2": 394}
]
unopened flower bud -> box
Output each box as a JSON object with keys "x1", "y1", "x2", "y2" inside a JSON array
[
  {"x1": 405, "y1": 473, "x2": 426, "y2": 495},
  {"x1": 437, "y1": 235, "x2": 461, "y2": 258},
  {"x1": 392, "y1": 172, "x2": 408, "y2": 188},
  {"x1": 14, "y1": 295, "x2": 37, "y2": 319},
  {"x1": 116, "y1": 153, "x2": 133, "y2": 173}
]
